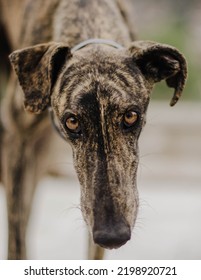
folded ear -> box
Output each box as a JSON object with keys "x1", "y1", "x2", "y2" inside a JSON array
[
  {"x1": 9, "y1": 42, "x2": 71, "y2": 113},
  {"x1": 128, "y1": 41, "x2": 187, "y2": 106}
]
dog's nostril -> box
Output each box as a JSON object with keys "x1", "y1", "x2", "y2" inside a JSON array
[{"x1": 93, "y1": 225, "x2": 131, "y2": 249}]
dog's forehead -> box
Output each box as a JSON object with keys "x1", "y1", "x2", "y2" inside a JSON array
[
  {"x1": 55, "y1": 48, "x2": 149, "y2": 116},
  {"x1": 64, "y1": 47, "x2": 139, "y2": 82},
  {"x1": 72, "y1": 46, "x2": 127, "y2": 64}
]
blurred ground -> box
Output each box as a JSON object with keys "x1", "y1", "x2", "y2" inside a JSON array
[{"x1": 0, "y1": 101, "x2": 200, "y2": 260}]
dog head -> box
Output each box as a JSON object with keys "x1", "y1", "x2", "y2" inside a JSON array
[{"x1": 10, "y1": 41, "x2": 187, "y2": 249}]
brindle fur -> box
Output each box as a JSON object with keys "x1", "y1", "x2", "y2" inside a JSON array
[{"x1": 0, "y1": 0, "x2": 187, "y2": 259}]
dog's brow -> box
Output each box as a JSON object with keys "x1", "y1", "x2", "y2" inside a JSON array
[
  {"x1": 58, "y1": 61, "x2": 144, "y2": 110},
  {"x1": 59, "y1": 63, "x2": 89, "y2": 94},
  {"x1": 59, "y1": 53, "x2": 135, "y2": 93}
]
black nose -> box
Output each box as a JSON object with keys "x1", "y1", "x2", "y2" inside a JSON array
[{"x1": 93, "y1": 223, "x2": 131, "y2": 249}]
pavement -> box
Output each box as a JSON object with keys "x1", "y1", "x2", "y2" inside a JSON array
[{"x1": 0, "y1": 101, "x2": 201, "y2": 259}]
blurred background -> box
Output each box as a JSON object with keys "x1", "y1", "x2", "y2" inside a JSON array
[{"x1": 0, "y1": 0, "x2": 201, "y2": 259}]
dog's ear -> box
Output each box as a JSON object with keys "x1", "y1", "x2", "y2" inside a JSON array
[
  {"x1": 9, "y1": 42, "x2": 71, "y2": 113},
  {"x1": 128, "y1": 41, "x2": 187, "y2": 106}
]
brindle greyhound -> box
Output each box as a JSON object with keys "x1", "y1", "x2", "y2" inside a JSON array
[{"x1": 0, "y1": 0, "x2": 187, "y2": 259}]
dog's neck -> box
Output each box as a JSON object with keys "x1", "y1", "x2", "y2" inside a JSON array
[{"x1": 53, "y1": 0, "x2": 131, "y2": 47}]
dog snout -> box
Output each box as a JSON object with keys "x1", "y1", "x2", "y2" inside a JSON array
[{"x1": 93, "y1": 222, "x2": 131, "y2": 249}]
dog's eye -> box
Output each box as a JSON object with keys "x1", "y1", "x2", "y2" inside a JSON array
[
  {"x1": 123, "y1": 110, "x2": 138, "y2": 128},
  {"x1": 65, "y1": 115, "x2": 81, "y2": 133}
]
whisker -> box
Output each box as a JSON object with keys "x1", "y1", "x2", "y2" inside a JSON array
[
  {"x1": 139, "y1": 152, "x2": 157, "y2": 159},
  {"x1": 59, "y1": 203, "x2": 81, "y2": 217}
]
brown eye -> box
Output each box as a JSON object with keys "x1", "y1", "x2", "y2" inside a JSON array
[
  {"x1": 65, "y1": 115, "x2": 81, "y2": 133},
  {"x1": 124, "y1": 111, "x2": 138, "y2": 127}
]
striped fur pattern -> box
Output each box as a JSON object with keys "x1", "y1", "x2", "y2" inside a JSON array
[{"x1": 51, "y1": 46, "x2": 150, "y2": 240}]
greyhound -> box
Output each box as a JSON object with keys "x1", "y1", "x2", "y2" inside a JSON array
[{"x1": 0, "y1": 0, "x2": 187, "y2": 259}]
